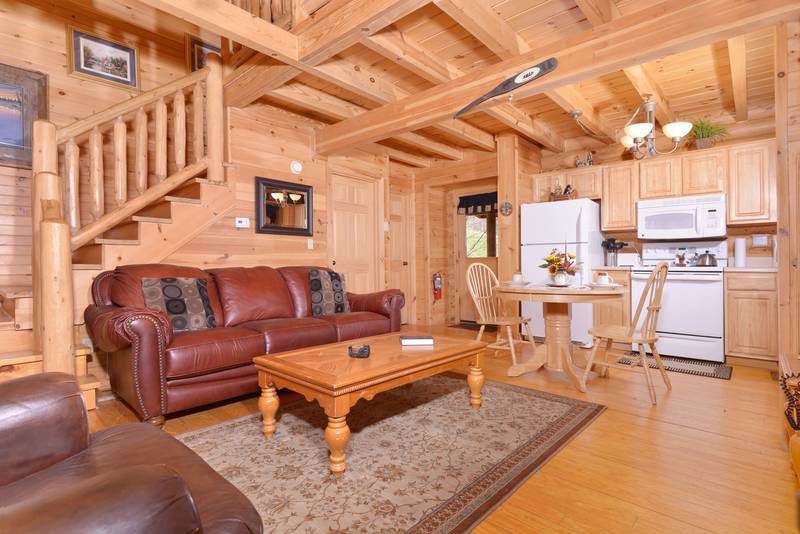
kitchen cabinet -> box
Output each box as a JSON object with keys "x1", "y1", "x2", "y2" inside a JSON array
[
  {"x1": 564, "y1": 168, "x2": 602, "y2": 199},
  {"x1": 592, "y1": 269, "x2": 631, "y2": 337},
  {"x1": 639, "y1": 156, "x2": 682, "y2": 199},
  {"x1": 724, "y1": 271, "x2": 778, "y2": 361},
  {"x1": 727, "y1": 140, "x2": 777, "y2": 224},
  {"x1": 601, "y1": 163, "x2": 639, "y2": 231},
  {"x1": 533, "y1": 172, "x2": 563, "y2": 202},
  {"x1": 682, "y1": 148, "x2": 726, "y2": 195}
]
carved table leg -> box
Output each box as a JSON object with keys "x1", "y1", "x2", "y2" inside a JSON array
[
  {"x1": 468, "y1": 362, "x2": 485, "y2": 409},
  {"x1": 543, "y1": 302, "x2": 583, "y2": 390},
  {"x1": 258, "y1": 384, "x2": 279, "y2": 439},
  {"x1": 325, "y1": 416, "x2": 350, "y2": 476}
]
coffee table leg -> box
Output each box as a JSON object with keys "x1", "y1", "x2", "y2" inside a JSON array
[
  {"x1": 325, "y1": 416, "x2": 350, "y2": 476},
  {"x1": 258, "y1": 384, "x2": 279, "y2": 439},
  {"x1": 468, "y1": 362, "x2": 485, "y2": 409}
]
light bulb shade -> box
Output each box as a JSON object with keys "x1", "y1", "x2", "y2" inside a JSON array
[
  {"x1": 662, "y1": 121, "x2": 692, "y2": 139},
  {"x1": 270, "y1": 192, "x2": 285, "y2": 202},
  {"x1": 624, "y1": 122, "x2": 653, "y2": 139},
  {"x1": 619, "y1": 135, "x2": 635, "y2": 148}
]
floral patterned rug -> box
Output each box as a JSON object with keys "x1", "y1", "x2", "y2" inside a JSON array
[{"x1": 178, "y1": 375, "x2": 604, "y2": 533}]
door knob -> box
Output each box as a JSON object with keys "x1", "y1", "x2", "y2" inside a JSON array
[
  {"x1": 332, "y1": 260, "x2": 337, "y2": 266},
  {"x1": 402, "y1": 261, "x2": 408, "y2": 266}
]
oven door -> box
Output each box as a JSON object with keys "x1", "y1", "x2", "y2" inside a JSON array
[
  {"x1": 637, "y1": 205, "x2": 701, "y2": 240},
  {"x1": 631, "y1": 271, "x2": 724, "y2": 361}
]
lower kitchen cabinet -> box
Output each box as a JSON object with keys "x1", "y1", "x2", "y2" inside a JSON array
[
  {"x1": 724, "y1": 272, "x2": 778, "y2": 361},
  {"x1": 592, "y1": 269, "x2": 631, "y2": 349}
]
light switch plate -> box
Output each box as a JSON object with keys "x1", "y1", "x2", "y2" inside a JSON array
[
  {"x1": 234, "y1": 217, "x2": 250, "y2": 229},
  {"x1": 307, "y1": 238, "x2": 314, "y2": 250},
  {"x1": 752, "y1": 234, "x2": 769, "y2": 247}
]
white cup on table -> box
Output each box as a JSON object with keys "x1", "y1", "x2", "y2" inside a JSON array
[
  {"x1": 511, "y1": 272, "x2": 524, "y2": 284},
  {"x1": 595, "y1": 272, "x2": 614, "y2": 286}
]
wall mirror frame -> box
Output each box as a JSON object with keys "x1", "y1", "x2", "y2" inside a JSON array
[{"x1": 255, "y1": 176, "x2": 313, "y2": 236}]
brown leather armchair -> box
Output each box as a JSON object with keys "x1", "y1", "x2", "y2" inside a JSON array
[
  {"x1": 0, "y1": 373, "x2": 262, "y2": 534},
  {"x1": 85, "y1": 264, "x2": 405, "y2": 425}
]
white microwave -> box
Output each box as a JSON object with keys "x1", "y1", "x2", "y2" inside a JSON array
[{"x1": 637, "y1": 194, "x2": 726, "y2": 240}]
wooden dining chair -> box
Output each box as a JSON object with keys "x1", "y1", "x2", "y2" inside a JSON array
[
  {"x1": 580, "y1": 262, "x2": 672, "y2": 404},
  {"x1": 466, "y1": 263, "x2": 537, "y2": 376}
]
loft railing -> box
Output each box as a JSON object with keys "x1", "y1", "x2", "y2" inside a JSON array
[{"x1": 30, "y1": 54, "x2": 224, "y2": 372}]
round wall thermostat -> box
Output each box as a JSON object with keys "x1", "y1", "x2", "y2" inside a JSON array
[
  {"x1": 290, "y1": 161, "x2": 303, "y2": 174},
  {"x1": 499, "y1": 201, "x2": 513, "y2": 216}
]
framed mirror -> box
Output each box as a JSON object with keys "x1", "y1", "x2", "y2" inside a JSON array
[{"x1": 255, "y1": 177, "x2": 313, "y2": 236}]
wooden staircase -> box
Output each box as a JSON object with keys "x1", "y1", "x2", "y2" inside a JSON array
[{"x1": 0, "y1": 54, "x2": 232, "y2": 408}]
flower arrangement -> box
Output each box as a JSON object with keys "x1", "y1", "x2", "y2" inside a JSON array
[{"x1": 539, "y1": 247, "x2": 577, "y2": 276}]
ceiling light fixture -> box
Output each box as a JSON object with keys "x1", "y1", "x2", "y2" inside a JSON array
[{"x1": 621, "y1": 95, "x2": 692, "y2": 159}]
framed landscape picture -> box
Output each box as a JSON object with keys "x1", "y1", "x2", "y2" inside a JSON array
[
  {"x1": 68, "y1": 26, "x2": 139, "y2": 91},
  {"x1": 185, "y1": 34, "x2": 220, "y2": 72},
  {"x1": 0, "y1": 63, "x2": 47, "y2": 168}
]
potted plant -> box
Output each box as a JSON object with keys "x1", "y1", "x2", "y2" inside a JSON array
[
  {"x1": 539, "y1": 247, "x2": 577, "y2": 286},
  {"x1": 690, "y1": 118, "x2": 728, "y2": 149}
]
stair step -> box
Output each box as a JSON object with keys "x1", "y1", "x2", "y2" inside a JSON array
[
  {"x1": 0, "y1": 286, "x2": 32, "y2": 299},
  {"x1": 0, "y1": 286, "x2": 32, "y2": 331},
  {"x1": 0, "y1": 309, "x2": 14, "y2": 331},
  {"x1": 132, "y1": 201, "x2": 173, "y2": 224},
  {"x1": 0, "y1": 347, "x2": 92, "y2": 367},
  {"x1": 100, "y1": 220, "x2": 140, "y2": 241},
  {"x1": 94, "y1": 237, "x2": 140, "y2": 246},
  {"x1": 73, "y1": 243, "x2": 102, "y2": 265},
  {"x1": 165, "y1": 181, "x2": 202, "y2": 204},
  {"x1": 73, "y1": 263, "x2": 103, "y2": 270},
  {"x1": 195, "y1": 177, "x2": 228, "y2": 188}
]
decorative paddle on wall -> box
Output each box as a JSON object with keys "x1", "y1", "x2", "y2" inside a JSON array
[{"x1": 453, "y1": 57, "x2": 558, "y2": 119}]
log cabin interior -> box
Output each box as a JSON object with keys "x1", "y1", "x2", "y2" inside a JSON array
[{"x1": 1, "y1": 0, "x2": 800, "y2": 531}]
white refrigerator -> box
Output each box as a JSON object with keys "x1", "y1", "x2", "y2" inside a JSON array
[{"x1": 520, "y1": 199, "x2": 603, "y2": 345}]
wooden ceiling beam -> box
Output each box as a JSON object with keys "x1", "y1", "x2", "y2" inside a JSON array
[
  {"x1": 574, "y1": 0, "x2": 676, "y2": 127},
  {"x1": 134, "y1": 0, "x2": 299, "y2": 64},
  {"x1": 727, "y1": 35, "x2": 749, "y2": 121},
  {"x1": 434, "y1": 0, "x2": 609, "y2": 146},
  {"x1": 225, "y1": 62, "x2": 301, "y2": 108},
  {"x1": 364, "y1": 23, "x2": 566, "y2": 151},
  {"x1": 269, "y1": 83, "x2": 463, "y2": 159},
  {"x1": 314, "y1": 0, "x2": 799, "y2": 154}
]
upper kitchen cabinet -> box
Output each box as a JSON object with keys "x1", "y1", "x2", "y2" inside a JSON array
[
  {"x1": 564, "y1": 168, "x2": 602, "y2": 199},
  {"x1": 727, "y1": 140, "x2": 777, "y2": 224},
  {"x1": 639, "y1": 156, "x2": 682, "y2": 199},
  {"x1": 533, "y1": 172, "x2": 563, "y2": 202},
  {"x1": 602, "y1": 163, "x2": 639, "y2": 231},
  {"x1": 681, "y1": 148, "x2": 727, "y2": 195}
]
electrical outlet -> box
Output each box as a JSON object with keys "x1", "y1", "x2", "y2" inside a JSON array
[
  {"x1": 234, "y1": 217, "x2": 250, "y2": 229},
  {"x1": 307, "y1": 238, "x2": 314, "y2": 250}
]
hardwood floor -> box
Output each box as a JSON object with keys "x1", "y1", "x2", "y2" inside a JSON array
[{"x1": 88, "y1": 326, "x2": 796, "y2": 533}]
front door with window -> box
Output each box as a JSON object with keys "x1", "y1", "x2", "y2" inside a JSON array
[{"x1": 457, "y1": 193, "x2": 499, "y2": 323}]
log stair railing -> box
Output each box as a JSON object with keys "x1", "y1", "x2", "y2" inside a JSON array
[{"x1": 24, "y1": 54, "x2": 226, "y2": 396}]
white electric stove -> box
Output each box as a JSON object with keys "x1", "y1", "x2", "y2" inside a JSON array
[{"x1": 631, "y1": 241, "x2": 727, "y2": 362}]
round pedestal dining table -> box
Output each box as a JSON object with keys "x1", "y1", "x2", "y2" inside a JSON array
[{"x1": 494, "y1": 284, "x2": 625, "y2": 390}]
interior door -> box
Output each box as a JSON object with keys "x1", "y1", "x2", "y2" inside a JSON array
[
  {"x1": 457, "y1": 211, "x2": 498, "y2": 323},
  {"x1": 389, "y1": 191, "x2": 413, "y2": 324},
  {"x1": 329, "y1": 173, "x2": 379, "y2": 294}
]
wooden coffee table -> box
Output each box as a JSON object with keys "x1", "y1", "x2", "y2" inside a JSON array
[{"x1": 253, "y1": 332, "x2": 487, "y2": 476}]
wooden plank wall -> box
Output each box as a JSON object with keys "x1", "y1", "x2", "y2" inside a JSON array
[{"x1": 0, "y1": 0, "x2": 209, "y2": 287}]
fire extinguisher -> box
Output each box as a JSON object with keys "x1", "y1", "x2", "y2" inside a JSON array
[{"x1": 433, "y1": 271, "x2": 443, "y2": 301}]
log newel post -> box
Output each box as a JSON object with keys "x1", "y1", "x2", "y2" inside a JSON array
[
  {"x1": 32, "y1": 120, "x2": 58, "y2": 351},
  {"x1": 205, "y1": 53, "x2": 224, "y2": 184}
]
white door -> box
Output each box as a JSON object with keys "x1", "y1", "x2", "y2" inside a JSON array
[{"x1": 329, "y1": 173, "x2": 380, "y2": 294}]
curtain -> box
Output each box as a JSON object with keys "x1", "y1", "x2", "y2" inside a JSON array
[{"x1": 457, "y1": 192, "x2": 497, "y2": 215}]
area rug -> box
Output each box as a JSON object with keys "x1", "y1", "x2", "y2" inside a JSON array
[
  {"x1": 617, "y1": 353, "x2": 733, "y2": 380},
  {"x1": 178, "y1": 375, "x2": 604, "y2": 533}
]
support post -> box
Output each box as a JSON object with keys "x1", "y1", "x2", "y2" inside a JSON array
[
  {"x1": 497, "y1": 133, "x2": 520, "y2": 318},
  {"x1": 31, "y1": 120, "x2": 58, "y2": 350},
  {"x1": 205, "y1": 53, "x2": 224, "y2": 183}
]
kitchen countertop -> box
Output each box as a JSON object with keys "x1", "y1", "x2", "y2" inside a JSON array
[{"x1": 723, "y1": 267, "x2": 778, "y2": 273}]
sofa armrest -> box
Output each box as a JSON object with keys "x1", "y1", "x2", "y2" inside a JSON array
[
  {"x1": 0, "y1": 464, "x2": 201, "y2": 534},
  {"x1": 85, "y1": 305, "x2": 174, "y2": 423},
  {"x1": 348, "y1": 289, "x2": 405, "y2": 331},
  {"x1": 0, "y1": 373, "x2": 89, "y2": 486},
  {"x1": 85, "y1": 305, "x2": 174, "y2": 352}
]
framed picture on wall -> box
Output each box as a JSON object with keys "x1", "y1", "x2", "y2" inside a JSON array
[
  {"x1": 67, "y1": 26, "x2": 139, "y2": 91},
  {"x1": 185, "y1": 34, "x2": 221, "y2": 72},
  {"x1": 0, "y1": 63, "x2": 47, "y2": 168}
]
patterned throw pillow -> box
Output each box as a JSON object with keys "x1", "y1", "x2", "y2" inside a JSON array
[
  {"x1": 141, "y1": 277, "x2": 217, "y2": 333},
  {"x1": 309, "y1": 269, "x2": 350, "y2": 316}
]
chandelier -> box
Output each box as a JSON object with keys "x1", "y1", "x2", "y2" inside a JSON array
[
  {"x1": 619, "y1": 95, "x2": 692, "y2": 159},
  {"x1": 269, "y1": 191, "x2": 303, "y2": 207}
]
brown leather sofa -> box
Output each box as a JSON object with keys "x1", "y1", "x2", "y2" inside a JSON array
[
  {"x1": 85, "y1": 264, "x2": 405, "y2": 425},
  {"x1": 0, "y1": 372, "x2": 262, "y2": 534}
]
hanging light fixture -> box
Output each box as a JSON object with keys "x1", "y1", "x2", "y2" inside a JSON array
[{"x1": 620, "y1": 95, "x2": 692, "y2": 159}]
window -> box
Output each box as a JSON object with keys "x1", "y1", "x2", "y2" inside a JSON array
[{"x1": 465, "y1": 212, "x2": 498, "y2": 258}]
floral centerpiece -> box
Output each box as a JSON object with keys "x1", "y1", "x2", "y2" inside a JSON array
[{"x1": 540, "y1": 247, "x2": 577, "y2": 286}]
